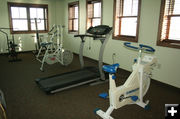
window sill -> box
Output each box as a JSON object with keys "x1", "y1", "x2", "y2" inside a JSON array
[
  {"x1": 11, "y1": 30, "x2": 49, "y2": 34},
  {"x1": 112, "y1": 35, "x2": 138, "y2": 42},
  {"x1": 68, "y1": 31, "x2": 79, "y2": 34},
  {"x1": 157, "y1": 41, "x2": 180, "y2": 49}
]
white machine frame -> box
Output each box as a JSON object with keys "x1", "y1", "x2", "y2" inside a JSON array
[
  {"x1": 36, "y1": 25, "x2": 73, "y2": 71},
  {"x1": 95, "y1": 43, "x2": 157, "y2": 119}
]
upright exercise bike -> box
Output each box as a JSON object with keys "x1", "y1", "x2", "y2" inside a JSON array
[{"x1": 95, "y1": 42, "x2": 157, "y2": 119}]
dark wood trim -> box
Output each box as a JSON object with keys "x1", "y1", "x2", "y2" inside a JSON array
[
  {"x1": 112, "y1": 0, "x2": 116, "y2": 38},
  {"x1": 112, "y1": 35, "x2": 137, "y2": 42},
  {"x1": 45, "y1": 6, "x2": 49, "y2": 32},
  {"x1": 7, "y1": 2, "x2": 49, "y2": 34},
  {"x1": 112, "y1": 0, "x2": 141, "y2": 43},
  {"x1": 11, "y1": 30, "x2": 48, "y2": 34},
  {"x1": 7, "y1": 2, "x2": 13, "y2": 33},
  {"x1": 7, "y1": 2, "x2": 48, "y2": 8}
]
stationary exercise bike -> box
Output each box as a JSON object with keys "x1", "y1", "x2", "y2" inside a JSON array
[
  {"x1": 36, "y1": 25, "x2": 73, "y2": 71},
  {"x1": 95, "y1": 42, "x2": 157, "y2": 119}
]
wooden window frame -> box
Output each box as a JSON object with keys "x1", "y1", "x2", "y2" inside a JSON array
[
  {"x1": 68, "y1": 1, "x2": 79, "y2": 33},
  {"x1": 8, "y1": 2, "x2": 49, "y2": 34},
  {"x1": 112, "y1": 0, "x2": 141, "y2": 42},
  {"x1": 157, "y1": 0, "x2": 180, "y2": 49},
  {"x1": 86, "y1": 0, "x2": 103, "y2": 30}
]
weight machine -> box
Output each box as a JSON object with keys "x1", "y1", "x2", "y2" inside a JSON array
[
  {"x1": 0, "y1": 28, "x2": 21, "y2": 62},
  {"x1": 36, "y1": 25, "x2": 73, "y2": 71}
]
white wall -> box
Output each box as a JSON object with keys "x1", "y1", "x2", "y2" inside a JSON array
[{"x1": 58, "y1": 0, "x2": 180, "y2": 88}]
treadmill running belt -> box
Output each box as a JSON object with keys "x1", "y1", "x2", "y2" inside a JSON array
[{"x1": 35, "y1": 67, "x2": 100, "y2": 93}]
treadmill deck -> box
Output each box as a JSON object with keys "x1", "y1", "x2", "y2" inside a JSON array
[{"x1": 35, "y1": 67, "x2": 100, "y2": 93}]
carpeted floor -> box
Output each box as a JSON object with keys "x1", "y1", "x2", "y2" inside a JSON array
[{"x1": 0, "y1": 52, "x2": 179, "y2": 119}]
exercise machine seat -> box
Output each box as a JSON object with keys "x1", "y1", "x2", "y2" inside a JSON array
[{"x1": 102, "y1": 63, "x2": 119, "y2": 73}]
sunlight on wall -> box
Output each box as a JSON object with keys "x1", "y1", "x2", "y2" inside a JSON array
[{"x1": 18, "y1": 36, "x2": 22, "y2": 51}]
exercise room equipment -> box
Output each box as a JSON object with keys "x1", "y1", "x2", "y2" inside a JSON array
[
  {"x1": 36, "y1": 24, "x2": 73, "y2": 71},
  {"x1": 95, "y1": 42, "x2": 157, "y2": 119},
  {"x1": 35, "y1": 25, "x2": 112, "y2": 94},
  {"x1": 0, "y1": 0, "x2": 180, "y2": 119},
  {"x1": 0, "y1": 28, "x2": 21, "y2": 62}
]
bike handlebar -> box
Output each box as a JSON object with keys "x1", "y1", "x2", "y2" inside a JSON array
[{"x1": 124, "y1": 42, "x2": 155, "y2": 53}]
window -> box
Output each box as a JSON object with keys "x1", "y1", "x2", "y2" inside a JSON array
[
  {"x1": 113, "y1": 0, "x2": 141, "y2": 42},
  {"x1": 157, "y1": 0, "x2": 180, "y2": 49},
  {"x1": 86, "y1": 0, "x2": 102, "y2": 29},
  {"x1": 68, "y1": 2, "x2": 79, "y2": 33},
  {"x1": 8, "y1": 2, "x2": 48, "y2": 34}
]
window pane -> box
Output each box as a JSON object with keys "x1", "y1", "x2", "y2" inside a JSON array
[
  {"x1": 75, "y1": 6, "x2": 78, "y2": 18},
  {"x1": 169, "y1": 17, "x2": 180, "y2": 40},
  {"x1": 19, "y1": 8, "x2": 27, "y2": 18},
  {"x1": 123, "y1": 0, "x2": 138, "y2": 16},
  {"x1": 30, "y1": 8, "x2": 44, "y2": 19},
  {"x1": 30, "y1": 8, "x2": 37, "y2": 19},
  {"x1": 116, "y1": 0, "x2": 121, "y2": 17},
  {"x1": 31, "y1": 19, "x2": 45, "y2": 30},
  {"x1": 114, "y1": 17, "x2": 120, "y2": 36},
  {"x1": 69, "y1": 7, "x2": 74, "y2": 18},
  {"x1": 68, "y1": 2, "x2": 79, "y2": 32},
  {"x1": 11, "y1": 7, "x2": 27, "y2": 18},
  {"x1": 121, "y1": 17, "x2": 137, "y2": 36},
  {"x1": 173, "y1": 0, "x2": 180, "y2": 14},
  {"x1": 11, "y1": 7, "x2": 19, "y2": 18},
  {"x1": 87, "y1": 19, "x2": 92, "y2": 29},
  {"x1": 37, "y1": 8, "x2": 44, "y2": 18},
  {"x1": 12, "y1": 20, "x2": 28, "y2": 31},
  {"x1": 92, "y1": 18, "x2": 101, "y2": 27},
  {"x1": 69, "y1": 20, "x2": 73, "y2": 31},
  {"x1": 88, "y1": 4, "x2": 93, "y2": 18},
  {"x1": 161, "y1": 16, "x2": 168, "y2": 40},
  {"x1": 94, "y1": 2, "x2": 101, "y2": 17},
  {"x1": 74, "y1": 19, "x2": 78, "y2": 31}
]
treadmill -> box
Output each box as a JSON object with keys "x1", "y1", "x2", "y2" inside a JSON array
[{"x1": 35, "y1": 25, "x2": 112, "y2": 94}]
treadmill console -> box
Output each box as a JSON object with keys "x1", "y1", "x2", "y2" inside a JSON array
[{"x1": 87, "y1": 25, "x2": 112, "y2": 35}]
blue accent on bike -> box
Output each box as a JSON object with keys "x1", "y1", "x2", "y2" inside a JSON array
[
  {"x1": 94, "y1": 108, "x2": 100, "y2": 114},
  {"x1": 99, "y1": 93, "x2": 108, "y2": 99},
  {"x1": 102, "y1": 63, "x2": 119, "y2": 73},
  {"x1": 131, "y1": 96, "x2": 138, "y2": 102},
  {"x1": 124, "y1": 42, "x2": 139, "y2": 50},
  {"x1": 112, "y1": 75, "x2": 116, "y2": 80},
  {"x1": 144, "y1": 104, "x2": 150, "y2": 110},
  {"x1": 124, "y1": 42, "x2": 155, "y2": 53},
  {"x1": 134, "y1": 59, "x2": 137, "y2": 63},
  {"x1": 139, "y1": 44, "x2": 155, "y2": 53}
]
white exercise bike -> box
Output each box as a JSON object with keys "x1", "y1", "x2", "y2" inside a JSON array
[
  {"x1": 95, "y1": 42, "x2": 157, "y2": 119},
  {"x1": 36, "y1": 25, "x2": 73, "y2": 71}
]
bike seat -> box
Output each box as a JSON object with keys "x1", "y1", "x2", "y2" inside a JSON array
[{"x1": 102, "y1": 63, "x2": 119, "y2": 73}]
